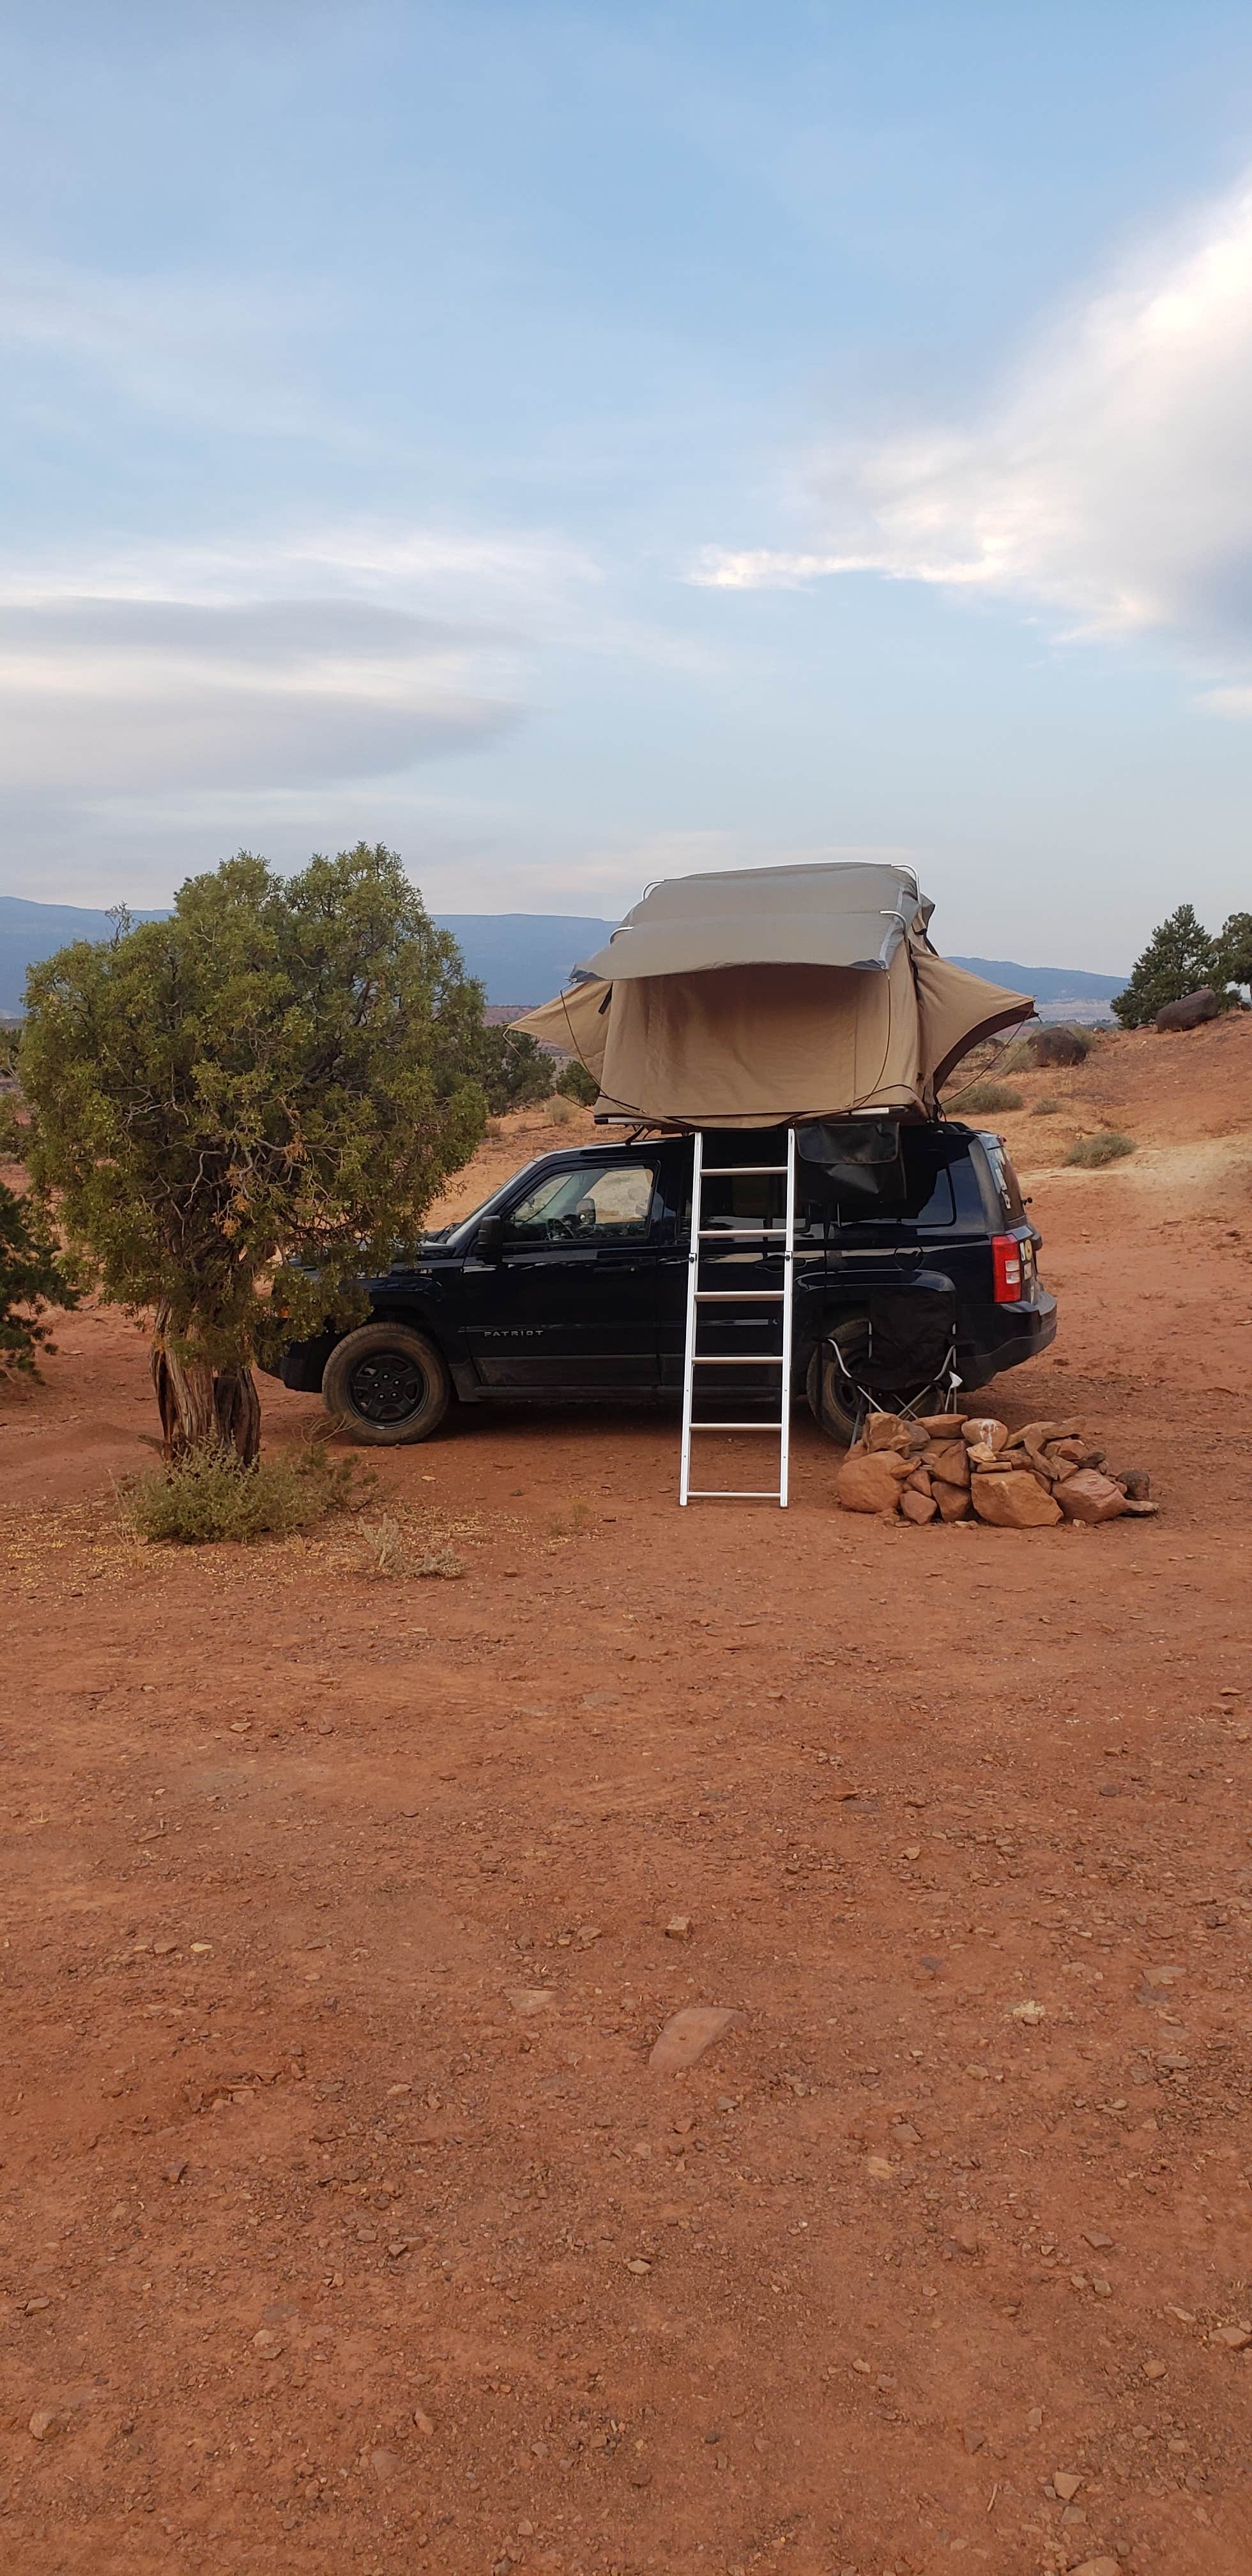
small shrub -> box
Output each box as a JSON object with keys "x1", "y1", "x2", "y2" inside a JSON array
[
  {"x1": 547, "y1": 1498, "x2": 595, "y2": 1540},
  {"x1": 416, "y1": 1545, "x2": 466, "y2": 1579},
  {"x1": 1065, "y1": 1131, "x2": 1136, "y2": 1167},
  {"x1": 546, "y1": 1092, "x2": 578, "y2": 1126},
  {"x1": 556, "y1": 1058, "x2": 599, "y2": 1107},
  {"x1": 952, "y1": 1079, "x2": 1025, "y2": 1114},
  {"x1": 123, "y1": 1441, "x2": 369, "y2": 1544},
  {"x1": 1030, "y1": 1096, "x2": 1061, "y2": 1117},
  {"x1": 356, "y1": 1513, "x2": 411, "y2": 1577}
]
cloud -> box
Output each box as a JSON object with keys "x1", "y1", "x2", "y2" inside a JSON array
[
  {"x1": 0, "y1": 594, "x2": 522, "y2": 793},
  {"x1": 0, "y1": 257, "x2": 344, "y2": 443},
  {"x1": 0, "y1": 519, "x2": 607, "y2": 822},
  {"x1": 1202, "y1": 684, "x2": 1252, "y2": 718},
  {"x1": 0, "y1": 523, "x2": 597, "y2": 620},
  {"x1": 689, "y1": 176, "x2": 1252, "y2": 676}
]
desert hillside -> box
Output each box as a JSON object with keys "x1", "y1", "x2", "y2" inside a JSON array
[{"x1": 3, "y1": 1016, "x2": 1251, "y2": 2576}]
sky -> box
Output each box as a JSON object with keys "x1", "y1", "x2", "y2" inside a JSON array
[{"x1": 3, "y1": 2, "x2": 1252, "y2": 969}]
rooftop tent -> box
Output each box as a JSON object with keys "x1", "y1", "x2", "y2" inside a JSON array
[{"x1": 515, "y1": 861, "x2": 1032, "y2": 1126}]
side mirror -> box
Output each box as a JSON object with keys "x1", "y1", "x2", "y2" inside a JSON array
[{"x1": 475, "y1": 1213, "x2": 505, "y2": 1261}]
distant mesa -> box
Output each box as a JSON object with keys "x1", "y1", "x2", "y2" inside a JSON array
[{"x1": 0, "y1": 896, "x2": 1126, "y2": 1016}]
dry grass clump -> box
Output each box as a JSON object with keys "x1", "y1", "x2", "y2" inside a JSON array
[
  {"x1": 547, "y1": 1498, "x2": 595, "y2": 1540},
  {"x1": 351, "y1": 1516, "x2": 467, "y2": 1579},
  {"x1": 1065, "y1": 1131, "x2": 1136, "y2": 1167},
  {"x1": 356, "y1": 1512, "x2": 411, "y2": 1577},
  {"x1": 954, "y1": 1078, "x2": 1025, "y2": 1115},
  {"x1": 1031, "y1": 1096, "x2": 1062, "y2": 1117},
  {"x1": 416, "y1": 1544, "x2": 467, "y2": 1579},
  {"x1": 546, "y1": 1093, "x2": 578, "y2": 1126},
  {"x1": 123, "y1": 1442, "x2": 367, "y2": 1545}
]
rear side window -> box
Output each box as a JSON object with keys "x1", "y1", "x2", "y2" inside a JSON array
[
  {"x1": 680, "y1": 1172, "x2": 827, "y2": 1241},
  {"x1": 982, "y1": 1139, "x2": 1027, "y2": 1222},
  {"x1": 827, "y1": 1131, "x2": 957, "y2": 1227}
]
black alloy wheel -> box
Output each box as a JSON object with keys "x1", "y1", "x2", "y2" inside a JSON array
[
  {"x1": 322, "y1": 1321, "x2": 452, "y2": 1446},
  {"x1": 347, "y1": 1346, "x2": 428, "y2": 1425}
]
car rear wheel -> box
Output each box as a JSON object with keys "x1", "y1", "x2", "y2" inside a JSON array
[
  {"x1": 322, "y1": 1322, "x2": 452, "y2": 1446},
  {"x1": 807, "y1": 1319, "x2": 872, "y2": 1446}
]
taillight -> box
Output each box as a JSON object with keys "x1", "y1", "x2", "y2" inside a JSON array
[{"x1": 992, "y1": 1234, "x2": 1023, "y2": 1302}]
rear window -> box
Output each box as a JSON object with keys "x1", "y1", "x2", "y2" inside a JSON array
[{"x1": 823, "y1": 1130, "x2": 958, "y2": 1227}]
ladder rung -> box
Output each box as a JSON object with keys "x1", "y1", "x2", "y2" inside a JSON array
[
  {"x1": 691, "y1": 1354, "x2": 784, "y2": 1366},
  {"x1": 687, "y1": 1489, "x2": 782, "y2": 1499},
  {"x1": 700, "y1": 1163, "x2": 788, "y2": 1176},
  {"x1": 698, "y1": 1227, "x2": 787, "y2": 1239},
  {"x1": 691, "y1": 1419, "x2": 784, "y2": 1430},
  {"x1": 694, "y1": 1289, "x2": 786, "y2": 1301}
]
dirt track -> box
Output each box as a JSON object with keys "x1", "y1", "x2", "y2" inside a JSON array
[{"x1": 3, "y1": 1022, "x2": 1251, "y2": 2576}]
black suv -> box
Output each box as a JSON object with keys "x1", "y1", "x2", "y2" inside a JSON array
[{"x1": 264, "y1": 1121, "x2": 1055, "y2": 1445}]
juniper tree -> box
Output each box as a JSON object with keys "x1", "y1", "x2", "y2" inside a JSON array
[
  {"x1": 0, "y1": 1180, "x2": 78, "y2": 1376},
  {"x1": 1215, "y1": 910, "x2": 1252, "y2": 998},
  {"x1": 1112, "y1": 905, "x2": 1219, "y2": 1027},
  {"x1": 554, "y1": 1057, "x2": 600, "y2": 1106},
  {"x1": 20, "y1": 845, "x2": 487, "y2": 1463},
  {"x1": 473, "y1": 1022, "x2": 554, "y2": 1113}
]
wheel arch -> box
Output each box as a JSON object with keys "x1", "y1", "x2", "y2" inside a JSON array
[{"x1": 322, "y1": 1299, "x2": 455, "y2": 1386}]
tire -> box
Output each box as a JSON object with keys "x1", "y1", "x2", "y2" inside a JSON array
[
  {"x1": 807, "y1": 1319, "x2": 873, "y2": 1446},
  {"x1": 321, "y1": 1322, "x2": 452, "y2": 1446}
]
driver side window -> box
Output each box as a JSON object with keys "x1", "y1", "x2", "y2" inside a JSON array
[{"x1": 505, "y1": 1162, "x2": 657, "y2": 1245}]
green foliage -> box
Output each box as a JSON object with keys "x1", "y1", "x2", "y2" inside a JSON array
[
  {"x1": 0, "y1": 1180, "x2": 79, "y2": 1377},
  {"x1": 555, "y1": 1057, "x2": 599, "y2": 1106},
  {"x1": 1113, "y1": 905, "x2": 1218, "y2": 1026},
  {"x1": 953, "y1": 1078, "x2": 1025, "y2": 1114},
  {"x1": 122, "y1": 1439, "x2": 367, "y2": 1544},
  {"x1": 1214, "y1": 910, "x2": 1252, "y2": 995},
  {"x1": 19, "y1": 846, "x2": 488, "y2": 1376},
  {"x1": 473, "y1": 1023, "x2": 554, "y2": 1114},
  {"x1": 1065, "y1": 1131, "x2": 1136, "y2": 1167}
]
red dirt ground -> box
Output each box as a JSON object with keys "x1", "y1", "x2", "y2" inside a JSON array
[{"x1": 3, "y1": 1022, "x2": 1252, "y2": 2576}]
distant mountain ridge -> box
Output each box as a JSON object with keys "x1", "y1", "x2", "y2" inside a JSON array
[
  {"x1": 0, "y1": 894, "x2": 1127, "y2": 1014},
  {"x1": 948, "y1": 954, "x2": 1125, "y2": 1002}
]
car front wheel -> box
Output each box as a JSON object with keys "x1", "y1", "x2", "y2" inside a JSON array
[{"x1": 322, "y1": 1322, "x2": 452, "y2": 1446}]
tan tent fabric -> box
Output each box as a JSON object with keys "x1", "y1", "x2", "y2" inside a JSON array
[
  {"x1": 599, "y1": 949, "x2": 922, "y2": 1125},
  {"x1": 912, "y1": 952, "x2": 1038, "y2": 1092},
  {"x1": 514, "y1": 862, "x2": 1033, "y2": 1125},
  {"x1": 513, "y1": 976, "x2": 611, "y2": 1082}
]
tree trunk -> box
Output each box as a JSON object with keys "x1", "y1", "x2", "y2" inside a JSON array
[{"x1": 151, "y1": 1304, "x2": 262, "y2": 1466}]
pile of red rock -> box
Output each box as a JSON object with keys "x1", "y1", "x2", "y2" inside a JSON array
[{"x1": 836, "y1": 1412, "x2": 1157, "y2": 1529}]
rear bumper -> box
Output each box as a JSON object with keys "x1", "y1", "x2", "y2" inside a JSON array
[{"x1": 958, "y1": 1291, "x2": 1057, "y2": 1392}]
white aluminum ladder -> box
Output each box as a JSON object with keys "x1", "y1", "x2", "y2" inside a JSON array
[{"x1": 678, "y1": 1128, "x2": 797, "y2": 1506}]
